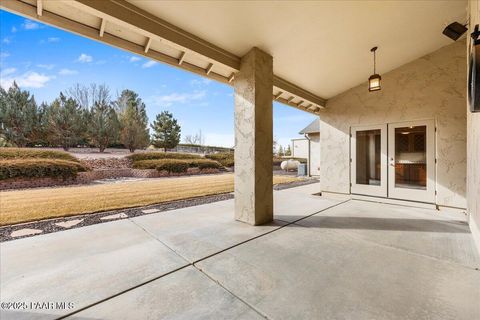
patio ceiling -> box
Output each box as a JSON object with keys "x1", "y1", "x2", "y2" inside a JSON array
[{"x1": 1, "y1": 0, "x2": 467, "y2": 112}]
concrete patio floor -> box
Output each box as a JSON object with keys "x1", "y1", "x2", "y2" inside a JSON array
[{"x1": 1, "y1": 184, "x2": 479, "y2": 319}]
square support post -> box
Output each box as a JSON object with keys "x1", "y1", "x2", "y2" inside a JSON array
[{"x1": 234, "y1": 47, "x2": 274, "y2": 225}]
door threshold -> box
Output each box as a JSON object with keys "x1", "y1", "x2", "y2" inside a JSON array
[{"x1": 350, "y1": 194, "x2": 436, "y2": 210}]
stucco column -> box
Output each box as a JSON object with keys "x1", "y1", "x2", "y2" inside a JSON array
[{"x1": 234, "y1": 47, "x2": 273, "y2": 225}]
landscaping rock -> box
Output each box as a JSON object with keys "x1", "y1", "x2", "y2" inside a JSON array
[
  {"x1": 101, "y1": 213, "x2": 128, "y2": 220},
  {"x1": 142, "y1": 209, "x2": 160, "y2": 214},
  {"x1": 55, "y1": 219, "x2": 84, "y2": 228},
  {"x1": 11, "y1": 228, "x2": 43, "y2": 237}
]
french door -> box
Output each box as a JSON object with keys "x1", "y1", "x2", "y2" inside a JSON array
[
  {"x1": 351, "y1": 124, "x2": 388, "y2": 197},
  {"x1": 351, "y1": 120, "x2": 436, "y2": 203}
]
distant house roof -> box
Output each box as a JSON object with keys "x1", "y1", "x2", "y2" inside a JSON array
[{"x1": 299, "y1": 118, "x2": 320, "y2": 134}]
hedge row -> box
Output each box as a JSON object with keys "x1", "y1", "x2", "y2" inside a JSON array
[
  {"x1": 205, "y1": 152, "x2": 234, "y2": 167},
  {"x1": 127, "y1": 152, "x2": 202, "y2": 162},
  {"x1": 0, "y1": 148, "x2": 80, "y2": 162},
  {"x1": 132, "y1": 159, "x2": 221, "y2": 172},
  {"x1": 0, "y1": 159, "x2": 88, "y2": 180}
]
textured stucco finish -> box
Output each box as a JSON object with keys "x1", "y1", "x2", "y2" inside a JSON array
[
  {"x1": 467, "y1": 0, "x2": 480, "y2": 252},
  {"x1": 292, "y1": 138, "x2": 309, "y2": 158},
  {"x1": 320, "y1": 40, "x2": 467, "y2": 208},
  {"x1": 234, "y1": 47, "x2": 273, "y2": 225},
  {"x1": 308, "y1": 132, "x2": 321, "y2": 176}
]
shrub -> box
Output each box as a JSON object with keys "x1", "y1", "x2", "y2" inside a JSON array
[
  {"x1": 0, "y1": 159, "x2": 88, "y2": 180},
  {"x1": 132, "y1": 158, "x2": 221, "y2": 172},
  {"x1": 206, "y1": 152, "x2": 234, "y2": 167},
  {"x1": 0, "y1": 148, "x2": 80, "y2": 162},
  {"x1": 127, "y1": 152, "x2": 201, "y2": 162},
  {"x1": 155, "y1": 159, "x2": 189, "y2": 173},
  {"x1": 189, "y1": 159, "x2": 221, "y2": 169}
]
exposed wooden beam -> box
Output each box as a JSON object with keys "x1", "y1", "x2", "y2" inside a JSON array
[
  {"x1": 178, "y1": 51, "x2": 186, "y2": 65},
  {"x1": 274, "y1": 91, "x2": 283, "y2": 100},
  {"x1": 99, "y1": 18, "x2": 106, "y2": 37},
  {"x1": 273, "y1": 76, "x2": 326, "y2": 108},
  {"x1": 297, "y1": 100, "x2": 304, "y2": 107},
  {"x1": 1, "y1": 0, "x2": 327, "y2": 112},
  {"x1": 0, "y1": 0, "x2": 231, "y2": 85},
  {"x1": 36, "y1": 0, "x2": 42, "y2": 16},
  {"x1": 206, "y1": 63, "x2": 214, "y2": 75},
  {"x1": 71, "y1": 0, "x2": 241, "y2": 70},
  {"x1": 287, "y1": 96, "x2": 295, "y2": 103},
  {"x1": 144, "y1": 37, "x2": 152, "y2": 53},
  {"x1": 71, "y1": 0, "x2": 326, "y2": 108}
]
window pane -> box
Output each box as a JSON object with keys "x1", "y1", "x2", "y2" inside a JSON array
[
  {"x1": 356, "y1": 129, "x2": 381, "y2": 185},
  {"x1": 394, "y1": 125, "x2": 426, "y2": 189}
]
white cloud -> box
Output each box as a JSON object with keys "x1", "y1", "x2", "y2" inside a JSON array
[
  {"x1": 0, "y1": 52, "x2": 10, "y2": 59},
  {"x1": 129, "y1": 56, "x2": 141, "y2": 62},
  {"x1": 141, "y1": 60, "x2": 157, "y2": 68},
  {"x1": 148, "y1": 91, "x2": 206, "y2": 107},
  {"x1": 58, "y1": 68, "x2": 78, "y2": 76},
  {"x1": 37, "y1": 64, "x2": 55, "y2": 70},
  {"x1": 0, "y1": 71, "x2": 54, "y2": 89},
  {"x1": 22, "y1": 20, "x2": 41, "y2": 30},
  {"x1": 1, "y1": 68, "x2": 16, "y2": 77},
  {"x1": 77, "y1": 53, "x2": 93, "y2": 63},
  {"x1": 2, "y1": 38, "x2": 11, "y2": 44},
  {"x1": 190, "y1": 78, "x2": 212, "y2": 87},
  {"x1": 47, "y1": 37, "x2": 60, "y2": 43},
  {"x1": 11, "y1": 26, "x2": 17, "y2": 33}
]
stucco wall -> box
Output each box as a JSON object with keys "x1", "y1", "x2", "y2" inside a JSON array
[
  {"x1": 467, "y1": 0, "x2": 480, "y2": 250},
  {"x1": 320, "y1": 40, "x2": 467, "y2": 208},
  {"x1": 291, "y1": 138, "x2": 309, "y2": 158},
  {"x1": 308, "y1": 133, "x2": 321, "y2": 176}
]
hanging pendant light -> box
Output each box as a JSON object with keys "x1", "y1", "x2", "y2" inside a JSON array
[{"x1": 368, "y1": 46, "x2": 381, "y2": 92}]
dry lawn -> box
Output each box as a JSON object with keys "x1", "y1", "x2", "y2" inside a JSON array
[{"x1": 0, "y1": 174, "x2": 299, "y2": 226}]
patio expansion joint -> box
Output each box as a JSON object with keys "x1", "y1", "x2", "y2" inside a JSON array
[
  {"x1": 127, "y1": 218, "x2": 192, "y2": 264},
  {"x1": 192, "y1": 262, "x2": 270, "y2": 319},
  {"x1": 57, "y1": 199, "x2": 350, "y2": 319}
]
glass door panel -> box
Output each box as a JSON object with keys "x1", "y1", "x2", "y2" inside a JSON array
[
  {"x1": 356, "y1": 129, "x2": 381, "y2": 186},
  {"x1": 351, "y1": 124, "x2": 387, "y2": 197},
  {"x1": 388, "y1": 120, "x2": 435, "y2": 203},
  {"x1": 394, "y1": 125, "x2": 427, "y2": 189}
]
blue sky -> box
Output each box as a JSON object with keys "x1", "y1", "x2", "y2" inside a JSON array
[{"x1": 0, "y1": 10, "x2": 315, "y2": 148}]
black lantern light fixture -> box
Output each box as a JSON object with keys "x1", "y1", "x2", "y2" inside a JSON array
[{"x1": 368, "y1": 46, "x2": 381, "y2": 92}]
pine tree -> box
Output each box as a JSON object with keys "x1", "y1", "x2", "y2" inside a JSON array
[
  {"x1": 151, "y1": 111, "x2": 181, "y2": 152},
  {"x1": 116, "y1": 90, "x2": 149, "y2": 152},
  {"x1": 47, "y1": 93, "x2": 86, "y2": 150},
  {"x1": 278, "y1": 145, "x2": 285, "y2": 157},
  {"x1": 88, "y1": 100, "x2": 120, "y2": 153},
  {"x1": 0, "y1": 82, "x2": 38, "y2": 147},
  {"x1": 285, "y1": 144, "x2": 292, "y2": 156}
]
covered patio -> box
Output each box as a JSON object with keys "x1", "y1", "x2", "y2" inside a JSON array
[
  {"x1": 2, "y1": 183, "x2": 479, "y2": 319},
  {"x1": 1, "y1": 0, "x2": 480, "y2": 319}
]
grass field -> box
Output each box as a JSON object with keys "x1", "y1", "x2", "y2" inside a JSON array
[{"x1": 0, "y1": 174, "x2": 299, "y2": 226}]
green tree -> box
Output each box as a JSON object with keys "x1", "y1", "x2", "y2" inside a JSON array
[
  {"x1": 151, "y1": 111, "x2": 181, "y2": 152},
  {"x1": 88, "y1": 100, "x2": 120, "y2": 153},
  {"x1": 285, "y1": 144, "x2": 292, "y2": 156},
  {"x1": 0, "y1": 82, "x2": 38, "y2": 147},
  {"x1": 116, "y1": 90, "x2": 149, "y2": 152},
  {"x1": 47, "y1": 93, "x2": 86, "y2": 150},
  {"x1": 278, "y1": 145, "x2": 285, "y2": 157}
]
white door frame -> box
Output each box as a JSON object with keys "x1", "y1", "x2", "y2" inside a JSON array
[
  {"x1": 387, "y1": 119, "x2": 436, "y2": 203},
  {"x1": 350, "y1": 124, "x2": 388, "y2": 197}
]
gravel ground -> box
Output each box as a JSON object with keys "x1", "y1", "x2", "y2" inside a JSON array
[{"x1": 0, "y1": 178, "x2": 318, "y2": 242}]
